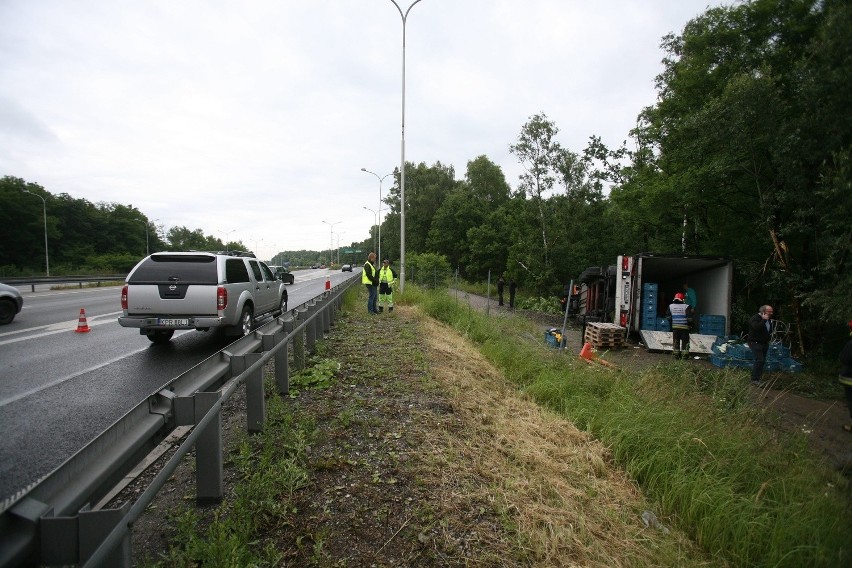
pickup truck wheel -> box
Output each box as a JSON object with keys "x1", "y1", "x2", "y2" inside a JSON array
[
  {"x1": 238, "y1": 306, "x2": 254, "y2": 336},
  {"x1": 146, "y1": 330, "x2": 174, "y2": 344},
  {"x1": 277, "y1": 293, "x2": 288, "y2": 316}
]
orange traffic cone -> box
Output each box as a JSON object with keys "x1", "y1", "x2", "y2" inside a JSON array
[
  {"x1": 75, "y1": 308, "x2": 91, "y2": 333},
  {"x1": 579, "y1": 342, "x2": 593, "y2": 361},
  {"x1": 325, "y1": 277, "x2": 331, "y2": 290}
]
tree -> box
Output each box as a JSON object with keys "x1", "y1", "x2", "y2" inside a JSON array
[{"x1": 509, "y1": 113, "x2": 559, "y2": 270}]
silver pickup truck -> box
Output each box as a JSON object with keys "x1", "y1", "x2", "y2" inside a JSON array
[{"x1": 119, "y1": 251, "x2": 288, "y2": 344}]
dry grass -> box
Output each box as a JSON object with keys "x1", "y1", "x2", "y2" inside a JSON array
[{"x1": 415, "y1": 310, "x2": 716, "y2": 567}]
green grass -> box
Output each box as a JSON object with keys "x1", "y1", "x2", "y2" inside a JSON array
[
  {"x1": 149, "y1": 375, "x2": 316, "y2": 567},
  {"x1": 404, "y1": 286, "x2": 851, "y2": 568}
]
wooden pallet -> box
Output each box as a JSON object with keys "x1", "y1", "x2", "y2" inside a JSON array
[{"x1": 583, "y1": 322, "x2": 626, "y2": 349}]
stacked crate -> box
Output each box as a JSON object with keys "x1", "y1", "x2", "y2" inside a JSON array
[
  {"x1": 699, "y1": 314, "x2": 726, "y2": 337},
  {"x1": 640, "y1": 283, "x2": 660, "y2": 331},
  {"x1": 583, "y1": 322, "x2": 626, "y2": 349}
]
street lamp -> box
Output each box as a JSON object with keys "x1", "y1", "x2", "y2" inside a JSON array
[
  {"x1": 250, "y1": 237, "x2": 264, "y2": 257},
  {"x1": 22, "y1": 189, "x2": 49, "y2": 276},
  {"x1": 361, "y1": 168, "x2": 392, "y2": 264},
  {"x1": 136, "y1": 219, "x2": 151, "y2": 256},
  {"x1": 218, "y1": 229, "x2": 236, "y2": 253},
  {"x1": 363, "y1": 206, "x2": 378, "y2": 254},
  {"x1": 389, "y1": 0, "x2": 423, "y2": 293},
  {"x1": 334, "y1": 231, "x2": 345, "y2": 265},
  {"x1": 321, "y1": 220, "x2": 340, "y2": 266}
]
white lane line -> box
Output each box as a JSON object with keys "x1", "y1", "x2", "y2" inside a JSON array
[
  {"x1": 0, "y1": 312, "x2": 123, "y2": 342},
  {"x1": 0, "y1": 345, "x2": 150, "y2": 407}
]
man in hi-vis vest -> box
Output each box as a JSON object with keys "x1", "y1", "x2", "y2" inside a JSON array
[
  {"x1": 378, "y1": 259, "x2": 397, "y2": 313},
  {"x1": 666, "y1": 292, "x2": 694, "y2": 359},
  {"x1": 362, "y1": 252, "x2": 379, "y2": 314}
]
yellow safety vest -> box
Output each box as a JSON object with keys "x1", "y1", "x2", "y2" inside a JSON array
[
  {"x1": 362, "y1": 261, "x2": 376, "y2": 285},
  {"x1": 379, "y1": 266, "x2": 395, "y2": 284}
]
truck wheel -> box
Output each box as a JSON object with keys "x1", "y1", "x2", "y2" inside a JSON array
[
  {"x1": 146, "y1": 330, "x2": 174, "y2": 344},
  {"x1": 237, "y1": 306, "x2": 254, "y2": 336},
  {"x1": 277, "y1": 293, "x2": 288, "y2": 316}
]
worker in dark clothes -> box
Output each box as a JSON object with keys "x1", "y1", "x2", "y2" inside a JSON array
[
  {"x1": 508, "y1": 279, "x2": 517, "y2": 309},
  {"x1": 747, "y1": 305, "x2": 774, "y2": 386}
]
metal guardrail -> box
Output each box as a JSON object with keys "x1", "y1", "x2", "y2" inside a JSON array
[
  {"x1": 0, "y1": 278, "x2": 358, "y2": 567},
  {"x1": 1, "y1": 276, "x2": 127, "y2": 292}
]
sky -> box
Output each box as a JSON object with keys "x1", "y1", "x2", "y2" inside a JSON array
[{"x1": 1, "y1": 0, "x2": 726, "y2": 261}]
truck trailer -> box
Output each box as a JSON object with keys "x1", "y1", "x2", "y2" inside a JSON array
[{"x1": 577, "y1": 253, "x2": 734, "y2": 354}]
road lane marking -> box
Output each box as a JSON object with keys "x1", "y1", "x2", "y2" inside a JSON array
[
  {"x1": 0, "y1": 345, "x2": 154, "y2": 407},
  {"x1": 0, "y1": 312, "x2": 123, "y2": 342}
]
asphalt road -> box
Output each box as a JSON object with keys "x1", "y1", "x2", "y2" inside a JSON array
[{"x1": 0, "y1": 268, "x2": 360, "y2": 502}]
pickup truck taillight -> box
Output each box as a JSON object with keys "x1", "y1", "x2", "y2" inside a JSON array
[
  {"x1": 217, "y1": 286, "x2": 227, "y2": 310},
  {"x1": 121, "y1": 285, "x2": 128, "y2": 310}
]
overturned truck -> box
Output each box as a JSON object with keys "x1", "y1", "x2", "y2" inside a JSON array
[{"x1": 576, "y1": 253, "x2": 734, "y2": 354}]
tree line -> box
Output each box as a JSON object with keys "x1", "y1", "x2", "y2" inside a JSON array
[
  {"x1": 2, "y1": 0, "x2": 848, "y2": 353},
  {"x1": 375, "y1": 0, "x2": 850, "y2": 354}
]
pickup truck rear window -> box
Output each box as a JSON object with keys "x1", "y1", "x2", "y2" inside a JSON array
[{"x1": 129, "y1": 255, "x2": 218, "y2": 284}]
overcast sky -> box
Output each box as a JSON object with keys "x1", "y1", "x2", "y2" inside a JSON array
[{"x1": 1, "y1": 1, "x2": 724, "y2": 261}]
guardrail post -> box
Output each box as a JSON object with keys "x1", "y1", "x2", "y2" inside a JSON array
[
  {"x1": 274, "y1": 316, "x2": 294, "y2": 395},
  {"x1": 321, "y1": 298, "x2": 331, "y2": 334},
  {"x1": 305, "y1": 302, "x2": 317, "y2": 353},
  {"x1": 79, "y1": 503, "x2": 131, "y2": 567},
  {"x1": 294, "y1": 307, "x2": 307, "y2": 371},
  {"x1": 329, "y1": 290, "x2": 340, "y2": 326},
  {"x1": 231, "y1": 353, "x2": 265, "y2": 434},
  {"x1": 195, "y1": 391, "x2": 223, "y2": 504}
]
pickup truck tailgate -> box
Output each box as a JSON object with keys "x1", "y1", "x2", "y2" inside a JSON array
[{"x1": 125, "y1": 284, "x2": 218, "y2": 316}]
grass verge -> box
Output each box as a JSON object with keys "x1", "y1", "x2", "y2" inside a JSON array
[{"x1": 403, "y1": 286, "x2": 850, "y2": 567}]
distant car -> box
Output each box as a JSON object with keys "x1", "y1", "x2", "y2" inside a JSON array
[
  {"x1": 269, "y1": 265, "x2": 295, "y2": 285},
  {"x1": 311, "y1": 264, "x2": 320, "y2": 269},
  {"x1": 341, "y1": 264, "x2": 352, "y2": 272},
  {"x1": 0, "y1": 283, "x2": 24, "y2": 324}
]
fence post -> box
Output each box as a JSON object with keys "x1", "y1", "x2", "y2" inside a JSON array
[{"x1": 195, "y1": 391, "x2": 223, "y2": 504}]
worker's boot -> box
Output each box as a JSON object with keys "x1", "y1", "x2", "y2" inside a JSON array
[
  {"x1": 378, "y1": 306, "x2": 384, "y2": 313},
  {"x1": 388, "y1": 306, "x2": 393, "y2": 312},
  {"x1": 672, "y1": 349, "x2": 681, "y2": 360},
  {"x1": 682, "y1": 350, "x2": 689, "y2": 360}
]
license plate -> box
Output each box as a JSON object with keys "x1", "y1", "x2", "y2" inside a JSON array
[{"x1": 158, "y1": 318, "x2": 189, "y2": 326}]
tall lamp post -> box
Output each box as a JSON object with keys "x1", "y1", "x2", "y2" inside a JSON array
[
  {"x1": 389, "y1": 0, "x2": 422, "y2": 293},
  {"x1": 136, "y1": 219, "x2": 150, "y2": 256},
  {"x1": 321, "y1": 220, "x2": 340, "y2": 266},
  {"x1": 218, "y1": 229, "x2": 236, "y2": 253},
  {"x1": 360, "y1": 168, "x2": 392, "y2": 263},
  {"x1": 334, "y1": 232, "x2": 345, "y2": 265},
  {"x1": 22, "y1": 189, "x2": 49, "y2": 276},
  {"x1": 363, "y1": 206, "x2": 378, "y2": 254}
]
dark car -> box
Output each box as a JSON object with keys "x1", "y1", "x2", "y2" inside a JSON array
[
  {"x1": 341, "y1": 264, "x2": 352, "y2": 272},
  {"x1": 0, "y1": 283, "x2": 24, "y2": 324},
  {"x1": 270, "y1": 265, "x2": 295, "y2": 285}
]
